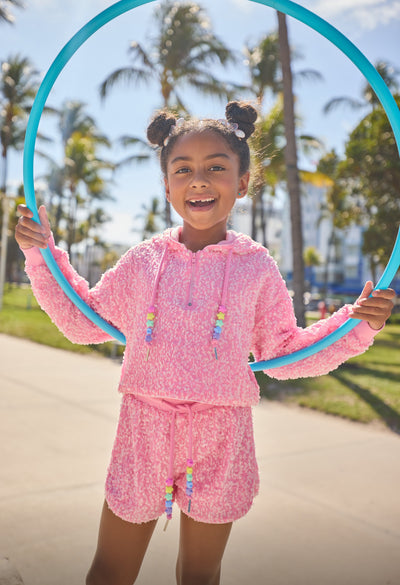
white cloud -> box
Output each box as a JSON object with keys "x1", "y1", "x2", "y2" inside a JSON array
[{"x1": 312, "y1": 0, "x2": 400, "y2": 29}]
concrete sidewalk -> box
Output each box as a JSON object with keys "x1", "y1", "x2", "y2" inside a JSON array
[{"x1": 1, "y1": 333, "x2": 399, "y2": 585}]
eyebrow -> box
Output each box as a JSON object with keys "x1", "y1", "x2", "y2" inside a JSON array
[{"x1": 170, "y1": 153, "x2": 230, "y2": 165}]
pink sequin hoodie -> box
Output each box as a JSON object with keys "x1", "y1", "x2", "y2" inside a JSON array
[{"x1": 23, "y1": 227, "x2": 379, "y2": 407}]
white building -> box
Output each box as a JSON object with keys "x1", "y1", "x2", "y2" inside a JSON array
[{"x1": 231, "y1": 184, "x2": 377, "y2": 296}]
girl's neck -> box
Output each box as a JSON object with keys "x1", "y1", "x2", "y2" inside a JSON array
[{"x1": 179, "y1": 222, "x2": 227, "y2": 252}]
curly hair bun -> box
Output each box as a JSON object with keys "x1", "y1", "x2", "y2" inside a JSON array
[
  {"x1": 225, "y1": 101, "x2": 257, "y2": 140},
  {"x1": 147, "y1": 111, "x2": 177, "y2": 147}
]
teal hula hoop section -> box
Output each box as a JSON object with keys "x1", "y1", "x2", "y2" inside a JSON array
[{"x1": 23, "y1": 0, "x2": 400, "y2": 367}]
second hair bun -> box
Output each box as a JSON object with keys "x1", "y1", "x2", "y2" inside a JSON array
[{"x1": 226, "y1": 101, "x2": 257, "y2": 140}]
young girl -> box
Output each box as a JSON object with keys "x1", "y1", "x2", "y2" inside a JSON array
[{"x1": 15, "y1": 101, "x2": 395, "y2": 585}]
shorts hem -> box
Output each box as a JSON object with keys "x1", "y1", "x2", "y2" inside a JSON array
[
  {"x1": 175, "y1": 494, "x2": 258, "y2": 524},
  {"x1": 105, "y1": 495, "x2": 163, "y2": 525}
]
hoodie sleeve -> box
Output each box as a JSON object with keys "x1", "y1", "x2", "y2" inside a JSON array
[
  {"x1": 23, "y1": 236, "x2": 134, "y2": 345},
  {"x1": 250, "y1": 253, "x2": 380, "y2": 380}
]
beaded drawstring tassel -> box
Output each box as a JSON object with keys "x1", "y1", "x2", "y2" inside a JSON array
[
  {"x1": 165, "y1": 478, "x2": 174, "y2": 519},
  {"x1": 211, "y1": 304, "x2": 226, "y2": 359},
  {"x1": 186, "y1": 458, "x2": 194, "y2": 513},
  {"x1": 145, "y1": 305, "x2": 156, "y2": 360}
]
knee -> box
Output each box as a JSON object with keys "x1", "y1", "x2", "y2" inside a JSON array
[{"x1": 86, "y1": 563, "x2": 138, "y2": 585}]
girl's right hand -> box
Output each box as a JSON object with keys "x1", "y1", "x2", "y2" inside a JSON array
[{"x1": 15, "y1": 204, "x2": 51, "y2": 250}]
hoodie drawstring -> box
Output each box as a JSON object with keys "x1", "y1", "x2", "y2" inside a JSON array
[
  {"x1": 212, "y1": 248, "x2": 233, "y2": 359},
  {"x1": 145, "y1": 244, "x2": 234, "y2": 361},
  {"x1": 145, "y1": 245, "x2": 168, "y2": 359},
  {"x1": 135, "y1": 395, "x2": 213, "y2": 526}
]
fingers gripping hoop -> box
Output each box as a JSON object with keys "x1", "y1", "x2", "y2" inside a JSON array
[{"x1": 23, "y1": 0, "x2": 400, "y2": 370}]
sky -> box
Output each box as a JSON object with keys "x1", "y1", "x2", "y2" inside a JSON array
[{"x1": 2, "y1": 0, "x2": 400, "y2": 246}]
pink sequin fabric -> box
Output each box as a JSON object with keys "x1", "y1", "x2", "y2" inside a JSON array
[
  {"x1": 23, "y1": 227, "x2": 378, "y2": 407},
  {"x1": 22, "y1": 228, "x2": 381, "y2": 523},
  {"x1": 105, "y1": 394, "x2": 259, "y2": 524}
]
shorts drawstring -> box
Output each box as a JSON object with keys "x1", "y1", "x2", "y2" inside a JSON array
[{"x1": 134, "y1": 395, "x2": 213, "y2": 521}]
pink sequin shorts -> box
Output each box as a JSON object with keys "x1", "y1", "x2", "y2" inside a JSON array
[{"x1": 105, "y1": 394, "x2": 259, "y2": 524}]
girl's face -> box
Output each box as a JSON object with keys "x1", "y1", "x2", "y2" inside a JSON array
[{"x1": 164, "y1": 130, "x2": 249, "y2": 250}]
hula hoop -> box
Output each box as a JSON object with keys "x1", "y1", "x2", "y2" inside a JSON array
[{"x1": 23, "y1": 0, "x2": 400, "y2": 369}]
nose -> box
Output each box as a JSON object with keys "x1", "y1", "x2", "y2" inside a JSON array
[{"x1": 190, "y1": 169, "x2": 209, "y2": 188}]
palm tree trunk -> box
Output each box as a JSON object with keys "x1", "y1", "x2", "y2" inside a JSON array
[{"x1": 277, "y1": 11, "x2": 306, "y2": 327}]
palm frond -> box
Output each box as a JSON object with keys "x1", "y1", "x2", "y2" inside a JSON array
[
  {"x1": 117, "y1": 135, "x2": 150, "y2": 148},
  {"x1": 99, "y1": 67, "x2": 153, "y2": 100},
  {"x1": 294, "y1": 68, "x2": 323, "y2": 84},
  {"x1": 129, "y1": 41, "x2": 155, "y2": 70},
  {"x1": 115, "y1": 155, "x2": 152, "y2": 170},
  {"x1": 323, "y1": 96, "x2": 365, "y2": 115}
]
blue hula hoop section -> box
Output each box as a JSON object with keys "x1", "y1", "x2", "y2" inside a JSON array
[{"x1": 23, "y1": 0, "x2": 400, "y2": 368}]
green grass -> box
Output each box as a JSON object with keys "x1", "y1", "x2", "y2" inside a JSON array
[
  {"x1": 0, "y1": 284, "x2": 123, "y2": 358},
  {"x1": 256, "y1": 323, "x2": 400, "y2": 431},
  {"x1": 1, "y1": 284, "x2": 399, "y2": 430}
]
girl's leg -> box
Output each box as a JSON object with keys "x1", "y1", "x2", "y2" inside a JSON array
[
  {"x1": 86, "y1": 500, "x2": 158, "y2": 585},
  {"x1": 176, "y1": 511, "x2": 233, "y2": 585}
]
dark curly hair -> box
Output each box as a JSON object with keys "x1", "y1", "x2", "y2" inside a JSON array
[{"x1": 147, "y1": 101, "x2": 258, "y2": 177}]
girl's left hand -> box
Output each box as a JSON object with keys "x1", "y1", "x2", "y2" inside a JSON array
[{"x1": 349, "y1": 281, "x2": 396, "y2": 330}]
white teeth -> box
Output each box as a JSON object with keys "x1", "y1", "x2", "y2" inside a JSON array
[{"x1": 189, "y1": 198, "x2": 214, "y2": 203}]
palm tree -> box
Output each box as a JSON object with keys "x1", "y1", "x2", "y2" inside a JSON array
[
  {"x1": 324, "y1": 61, "x2": 400, "y2": 114},
  {"x1": 41, "y1": 101, "x2": 115, "y2": 255},
  {"x1": 135, "y1": 197, "x2": 163, "y2": 241},
  {"x1": 100, "y1": 1, "x2": 236, "y2": 110},
  {"x1": 0, "y1": 0, "x2": 23, "y2": 24},
  {"x1": 245, "y1": 32, "x2": 322, "y2": 253},
  {"x1": 1, "y1": 55, "x2": 40, "y2": 197},
  {"x1": 0, "y1": 54, "x2": 41, "y2": 308},
  {"x1": 63, "y1": 129, "x2": 114, "y2": 255},
  {"x1": 249, "y1": 99, "x2": 285, "y2": 245},
  {"x1": 100, "y1": 0, "x2": 238, "y2": 226},
  {"x1": 277, "y1": 11, "x2": 306, "y2": 327}
]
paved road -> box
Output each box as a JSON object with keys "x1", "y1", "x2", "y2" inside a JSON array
[{"x1": 1, "y1": 333, "x2": 399, "y2": 585}]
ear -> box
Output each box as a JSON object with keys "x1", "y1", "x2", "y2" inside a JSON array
[
  {"x1": 164, "y1": 176, "x2": 171, "y2": 202},
  {"x1": 237, "y1": 171, "x2": 250, "y2": 198}
]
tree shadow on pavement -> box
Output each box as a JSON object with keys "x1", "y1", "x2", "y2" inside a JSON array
[{"x1": 331, "y1": 369, "x2": 400, "y2": 434}]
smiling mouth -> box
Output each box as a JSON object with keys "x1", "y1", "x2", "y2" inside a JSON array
[{"x1": 187, "y1": 198, "x2": 216, "y2": 208}]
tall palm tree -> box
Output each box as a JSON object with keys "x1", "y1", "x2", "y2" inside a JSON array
[
  {"x1": 277, "y1": 11, "x2": 306, "y2": 327},
  {"x1": 249, "y1": 99, "x2": 285, "y2": 245},
  {"x1": 1, "y1": 55, "x2": 40, "y2": 196},
  {"x1": 324, "y1": 61, "x2": 400, "y2": 114},
  {"x1": 41, "y1": 101, "x2": 114, "y2": 255},
  {"x1": 100, "y1": 1, "x2": 236, "y2": 110},
  {"x1": 63, "y1": 130, "x2": 114, "y2": 255},
  {"x1": 0, "y1": 54, "x2": 40, "y2": 308},
  {"x1": 245, "y1": 31, "x2": 321, "y2": 254},
  {"x1": 100, "y1": 0, "x2": 238, "y2": 226},
  {"x1": 0, "y1": 0, "x2": 23, "y2": 24}
]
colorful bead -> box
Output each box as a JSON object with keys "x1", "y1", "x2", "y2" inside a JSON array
[
  {"x1": 186, "y1": 459, "x2": 193, "y2": 512},
  {"x1": 145, "y1": 306, "x2": 156, "y2": 346},
  {"x1": 212, "y1": 304, "x2": 227, "y2": 358},
  {"x1": 165, "y1": 479, "x2": 174, "y2": 519}
]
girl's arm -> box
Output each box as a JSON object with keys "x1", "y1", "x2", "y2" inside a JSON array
[
  {"x1": 251, "y1": 257, "x2": 395, "y2": 380},
  {"x1": 16, "y1": 205, "x2": 132, "y2": 345}
]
